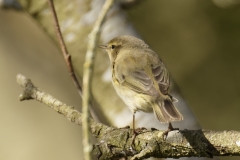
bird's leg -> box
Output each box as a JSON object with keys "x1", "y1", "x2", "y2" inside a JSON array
[
  {"x1": 131, "y1": 112, "x2": 138, "y2": 147},
  {"x1": 133, "y1": 112, "x2": 136, "y2": 134},
  {"x1": 169, "y1": 122, "x2": 179, "y2": 130},
  {"x1": 163, "y1": 122, "x2": 179, "y2": 139},
  {"x1": 168, "y1": 122, "x2": 174, "y2": 130},
  {"x1": 130, "y1": 112, "x2": 148, "y2": 150}
]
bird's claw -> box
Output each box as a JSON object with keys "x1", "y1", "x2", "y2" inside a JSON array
[{"x1": 162, "y1": 123, "x2": 179, "y2": 140}]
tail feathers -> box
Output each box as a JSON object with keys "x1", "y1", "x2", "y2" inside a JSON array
[{"x1": 152, "y1": 98, "x2": 183, "y2": 123}]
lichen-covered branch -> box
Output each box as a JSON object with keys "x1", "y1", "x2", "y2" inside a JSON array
[{"x1": 17, "y1": 74, "x2": 240, "y2": 160}]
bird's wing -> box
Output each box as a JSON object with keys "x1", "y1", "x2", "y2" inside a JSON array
[
  {"x1": 151, "y1": 62, "x2": 170, "y2": 95},
  {"x1": 122, "y1": 69, "x2": 159, "y2": 96},
  {"x1": 114, "y1": 52, "x2": 170, "y2": 97}
]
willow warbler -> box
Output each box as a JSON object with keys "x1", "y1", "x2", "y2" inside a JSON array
[{"x1": 99, "y1": 35, "x2": 183, "y2": 132}]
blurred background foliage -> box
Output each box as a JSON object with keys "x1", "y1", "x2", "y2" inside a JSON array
[{"x1": 0, "y1": 0, "x2": 240, "y2": 160}]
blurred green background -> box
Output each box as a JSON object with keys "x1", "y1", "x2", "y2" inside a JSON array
[{"x1": 0, "y1": 0, "x2": 240, "y2": 160}]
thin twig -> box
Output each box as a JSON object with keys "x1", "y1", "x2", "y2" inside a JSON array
[
  {"x1": 82, "y1": 0, "x2": 115, "y2": 159},
  {"x1": 47, "y1": 0, "x2": 104, "y2": 123},
  {"x1": 47, "y1": 0, "x2": 80, "y2": 93}
]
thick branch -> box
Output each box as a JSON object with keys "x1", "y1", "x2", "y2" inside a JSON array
[{"x1": 17, "y1": 74, "x2": 240, "y2": 159}]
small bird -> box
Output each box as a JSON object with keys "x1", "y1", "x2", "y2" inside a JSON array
[{"x1": 99, "y1": 35, "x2": 183, "y2": 134}]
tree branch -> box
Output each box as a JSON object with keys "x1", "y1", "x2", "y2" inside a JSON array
[{"x1": 17, "y1": 74, "x2": 240, "y2": 160}]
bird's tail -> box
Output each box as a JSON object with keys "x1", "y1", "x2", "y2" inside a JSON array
[{"x1": 152, "y1": 97, "x2": 183, "y2": 123}]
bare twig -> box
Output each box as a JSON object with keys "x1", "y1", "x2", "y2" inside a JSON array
[
  {"x1": 47, "y1": 0, "x2": 105, "y2": 123},
  {"x1": 17, "y1": 74, "x2": 240, "y2": 160},
  {"x1": 82, "y1": 0, "x2": 115, "y2": 159},
  {"x1": 47, "y1": 0, "x2": 81, "y2": 94}
]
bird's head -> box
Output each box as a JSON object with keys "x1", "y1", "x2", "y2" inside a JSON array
[{"x1": 98, "y1": 35, "x2": 148, "y2": 62}]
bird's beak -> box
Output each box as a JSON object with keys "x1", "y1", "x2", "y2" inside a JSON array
[{"x1": 98, "y1": 44, "x2": 108, "y2": 49}]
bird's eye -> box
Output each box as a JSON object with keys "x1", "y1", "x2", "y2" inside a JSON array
[{"x1": 111, "y1": 45, "x2": 115, "y2": 49}]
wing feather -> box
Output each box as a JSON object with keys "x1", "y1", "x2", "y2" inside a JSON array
[{"x1": 114, "y1": 51, "x2": 170, "y2": 96}]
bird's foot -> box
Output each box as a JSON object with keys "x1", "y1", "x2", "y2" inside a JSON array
[
  {"x1": 135, "y1": 127, "x2": 147, "y2": 134},
  {"x1": 162, "y1": 123, "x2": 179, "y2": 140},
  {"x1": 131, "y1": 127, "x2": 147, "y2": 149},
  {"x1": 130, "y1": 129, "x2": 138, "y2": 151}
]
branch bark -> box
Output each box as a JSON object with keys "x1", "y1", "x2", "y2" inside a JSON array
[{"x1": 17, "y1": 74, "x2": 240, "y2": 160}]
